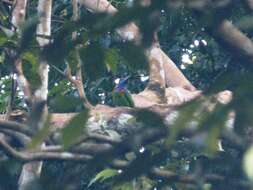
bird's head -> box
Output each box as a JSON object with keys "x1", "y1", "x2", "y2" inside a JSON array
[{"x1": 114, "y1": 76, "x2": 131, "y2": 92}]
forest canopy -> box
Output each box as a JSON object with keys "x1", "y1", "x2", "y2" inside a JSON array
[{"x1": 0, "y1": 0, "x2": 253, "y2": 189}]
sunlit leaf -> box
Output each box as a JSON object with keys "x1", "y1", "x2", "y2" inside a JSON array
[
  {"x1": 22, "y1": 52, "x2": 38, "y2": 65},
  {"x1": 105, "y1": 48, "x2": 120, "y2": 74},
  {"x1": 0, "y1": 32, "x2": 8, "y2": 46},
  {"x1": 89, "y1": 168, "x2": 118, "y2": 187},
  {"x1": 22, "y1": 51, "x2": 41, "y2": 91}
]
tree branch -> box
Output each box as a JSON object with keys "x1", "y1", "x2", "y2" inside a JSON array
[
  {"x1": 0, "y1": 128, "x2": 30, "y2": 146},
  {"x1": 0, "y1": 120, "x2": 33, "y2": 136},
  {"x1": 0, "y1": 138, "x2": 92, "y2": 162},
  {"x1": 65, "y1": 64, "x2": 93, "y2": 109},
  {"x1": 11, "y1": 0, "x2": 27, "y2": 30},
  {"x1": 211, "y1": 20, "x2": 253, "y2": 64},
  {"x1": 11, "y1": 0, "x2": 32, "y2": 105},
  {"x1": 18, "y1": 0, "x2": 52, "y2": 188}
]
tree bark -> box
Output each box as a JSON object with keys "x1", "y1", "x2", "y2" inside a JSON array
[
  {"x1": 18, "y1": 0, "x2": 52, "y2": 189},
  {"x1": 212, "y1": 20, "x2": 253, "y2": 64},
  {"x1": 11, "y1": 0, "x2": 31, "y2": 104},
  {"x1": 11, "y1": 0, "x2": 27, "y2": 30}
]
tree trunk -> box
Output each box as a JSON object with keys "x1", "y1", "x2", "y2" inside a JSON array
[{"x1": 18, "y1": 0, "x2": 52, "y2": 189}]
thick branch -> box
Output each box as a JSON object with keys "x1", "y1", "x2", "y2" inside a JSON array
[
  {"x1": 18, "y1": 0, "x2": 52, "y2": 189},
  {"x1": 111, "y1": 159, "x2": 225, "y2": 185},
  {"x1": 0, "y1": 120, "x2": 240, "y2": 187},
  {"x1": 245, "y1": 0, "x2": 253, "y2": 10},
  {"x1": 11, "y1": 0, "x2": 32, "y2": 103},
  {"x1": 0, "y1": 138, "x2": 92, "y2": 161},
  {"x1": 0, "y1": 120, "x2": 33, "y2": 136},
  {"x1": 11, "y1": 0, "x2": 27, "y2": 29},
  {"x1": 65, "y1": 64, "x2": 93, "y2": 109},
  {"x1": 212, "y1": 20, "x2": 253, "y2": 64},
  {"x1": 149, "y1": 168, "x2": 225, "y2": 184},
  {"x1": 0, "y1": 128, "x2": 30, "y2": 146},
  {"x1": 0, "y1": 137, "x2": 232, "y2": 186}
]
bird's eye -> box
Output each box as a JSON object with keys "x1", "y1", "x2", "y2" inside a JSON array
[{"x1": 114, "y1": 78, "x2": 120, "y2": 84}]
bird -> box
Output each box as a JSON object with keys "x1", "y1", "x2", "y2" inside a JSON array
[{"x1": 112, "y1": 76, "x2": 134, "y2": 107}]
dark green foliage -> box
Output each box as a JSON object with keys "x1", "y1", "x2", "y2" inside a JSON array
[
  {"x1": 115, "y1": 42, "x2": 149, "y2": 72},
  {"x1": 79, "y1": 42, "x2": 107, "y2": 81},
  {"x1": 22, "y1": 51, "x2": 42, "y2": 91},
  {"x1": 18, "y1": 16, "x2": 38, "y2": 52},
  {"x1": 0, "y1": 160, "x2": 21, "y2": 190},
  {"x1": 135, "y1": 109, "x2": 165, "y2": 128}
]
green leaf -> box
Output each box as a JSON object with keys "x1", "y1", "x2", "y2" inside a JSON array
[
  {"x1": 66, "y1": 49, "x2": 79, "y2": 72},
  {"x1": 201, "y1": 105, "x2": 229, "y2": 155},
  {"x1": 61, "y1": 109, "x2": 89, "y2": 149},
  {"x1": 0, "y1": 51, "x2": 5, "y2": 64},
  {"x1": 49, "y1": 95, "x2": 81, "y2": 112},
  {"x1": 79, "y1": 43, "x2": 107, "y2": 81},
  {"x1": 135, "y1": 109, "x2": 165, "y2": 128},
  {"x1": 92, "y1": 5, "x2": 146, "y2": 34},
  {"x1": 105, "y1": 48, "x2": 120, "y2": 74},
  {"x1": 88, "y1": 168, "x2": 118, "y2": 187},
  {"x1": 19, "y1": 16, "x2": 38, "y2": 51},
  {"x1": 138, "y1": 11, "x2": 161, "y2": 47},
  {"x1": 0, "y1": 25, "x2": 14, "y2": 38},
  {"x1": 166, "y1": 100, "x2": 201, "y2": 146},
  {"x1": 0, "y1": 32, "x2": 8, "y2": 46},
  {"x1": 28, "y1": 115, "x2": 51, "y2": 149},
  {"x1": 117, "y1": 42, "x2": 149, "y2": 72},
  {"x1": 22, "y1": 51, "x2": 41, "y2": 91},
  {"x1": 22, "y1": 52, "x2": 38, "y2": 65},
  {"x1": 48, "y1": 80, "x2": 72, "y2": 97},
  {"x1": 41, "y1": 22, "x2": 75, "y2": 66}
]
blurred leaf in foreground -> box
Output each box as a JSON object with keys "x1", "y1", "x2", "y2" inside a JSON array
[{"x1": 61, "y1": 109, "x2": 89, "y2": 149}]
